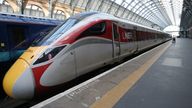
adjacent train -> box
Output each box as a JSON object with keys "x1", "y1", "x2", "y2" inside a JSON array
[
  {"x1": 3, "y1": 12, "x2": 171, "y2": 99},
  {"x1": 0, "y1": 12, "x2": 63, "y2": 78}
]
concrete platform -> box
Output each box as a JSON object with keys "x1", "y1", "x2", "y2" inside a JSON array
[
  {"x1": 32, "y1": 39, "x2": 176, "y2": 108},
  {"x1": 114, "y1": 38, "x2": 192, "y2": 108}
]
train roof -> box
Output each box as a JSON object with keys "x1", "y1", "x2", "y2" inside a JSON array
[
  {"x1": 0, "y1": 12, "x2": 63, "y2": 25},
  {"x1": 76, "y1": 12, "x2": 168, "y2": 34},
  {"x1": 70, "y1": 12, "x2": 99, "y2": 20},
  {"x1": 119, "y1": 18, "x2": 167, "y2": 34},
  {"x1": 112, "y1": 14, "x2": 167, "y2": 34}
]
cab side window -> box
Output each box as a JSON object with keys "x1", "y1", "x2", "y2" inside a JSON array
[{"x1": 80, "y1": 22, "x2": 106, "y2": 37}]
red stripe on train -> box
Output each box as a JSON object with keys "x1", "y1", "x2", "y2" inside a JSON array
[
  {"x1": 54, "y1": 20, "x2": 114, "y2": 46},
  {"x1": 32, "y1": 63, "x2": 52, "y2": 94}
]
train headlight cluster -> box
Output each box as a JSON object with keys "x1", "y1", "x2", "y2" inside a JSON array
[{"x1": 34, "y1": 45, "x2": 66, "y2": 64}]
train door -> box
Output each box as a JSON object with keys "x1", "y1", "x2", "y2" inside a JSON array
[
  {"x1": 112, "y1": 23, "x2": 121, "y2": 60},
  {"x1": 133, "y1": 28, "x2": 138, "y2": 51}
]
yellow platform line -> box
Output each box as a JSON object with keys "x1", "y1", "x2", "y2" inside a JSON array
[{"x1": 91, "y1": 43, "x2": 171, "y2": 108}]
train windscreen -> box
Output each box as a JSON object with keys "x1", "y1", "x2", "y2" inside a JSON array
[
  {"x1": 32, "y1": 19, "x2": 77, "y2": 46},
  {"x1": 32, "y1": 12, "x2": 98, "y2": 46}
]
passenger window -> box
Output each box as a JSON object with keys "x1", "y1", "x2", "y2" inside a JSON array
[
  {"x1": 81, "y1": 22, "x2": 106, "y2": 36},
  {"x1": 125, "y1": 31, "x2": 134, "y2": 41},
  {"x1": 7, "y1": 25, "x2": 26, "y2": 49}
]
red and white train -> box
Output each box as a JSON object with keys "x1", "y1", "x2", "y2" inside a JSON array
[{"x1": 3, "y1": 12, "x2": 170, "y2": 99}]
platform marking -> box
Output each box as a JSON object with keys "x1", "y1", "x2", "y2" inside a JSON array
[
  {"x1": 162, "y1": 57, "x2": 182, "y2": 67},
  {"x1": 90, "y1": 42, "x2": 171, "y2": 108},
  {"x1": 32, "y1": 41, "x2": 171, "y2": 108}
]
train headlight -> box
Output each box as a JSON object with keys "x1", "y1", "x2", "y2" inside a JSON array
[{"x1": 34, "y1": 45, "x2": 66, "y2": 64}]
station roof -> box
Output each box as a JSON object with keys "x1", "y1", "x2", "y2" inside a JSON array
[
  {"x1": 66, "y1": 0, "x2": 183, "y2": 30},
  {"x1": 0, "y1": 0, "x2": 185, "y2": 30},
  {"x1": 111, "y1": 0, "x2": 183, "y2": 29}
]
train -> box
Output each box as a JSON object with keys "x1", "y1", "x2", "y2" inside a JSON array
[
  {"x1": 0, "y1": 12, "x2": 63, "y2": 75},
  {"x1": 3, "y1": 12, "x2": 171, "y2": 99}
]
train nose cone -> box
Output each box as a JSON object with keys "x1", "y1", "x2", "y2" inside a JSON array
[{"x1": 3, "y1": 59, "x2": 35, "y2": 99}]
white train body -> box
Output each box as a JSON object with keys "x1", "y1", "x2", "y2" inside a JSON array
[{"x1": 3, "y1": 12, "x2": 170, "y2": 99}]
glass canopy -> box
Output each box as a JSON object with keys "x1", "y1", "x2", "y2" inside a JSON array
[{"x1": 60, "y1": 0, "x2": 183, "y2": 29}]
